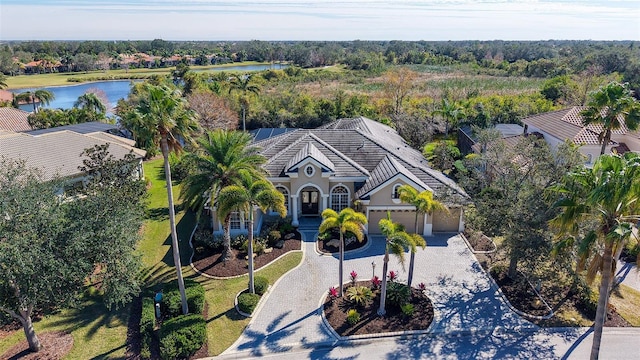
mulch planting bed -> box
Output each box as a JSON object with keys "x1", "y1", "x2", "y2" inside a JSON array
[
  {"x1": 318, "y1": 235, "x2": 368, "y2": 254},
  {"x1": 464, "y1": 230, "x2": 496, "y2": 252},
  {"x1": 492, "y1": 269, "x2": 551, "y2": 317},
  {"x1": 1, "y1": 331, "x2": 73, "y2": 360},
  {"x1": 324, "y1": 281, "x2": 434, "y2": 337},
  {"x1": 193, "y1": 236, "x2": 301, "y2": 278}
]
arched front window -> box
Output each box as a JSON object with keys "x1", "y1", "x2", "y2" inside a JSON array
[
  {"x1": 392, "y1": 184, "x2": 402, "y2": 199},
  {"x1": 330, "y1": 185, "x2": 349, "y2": 212},
  {"x1": 276, "y1": 186, "x2": 289, "y2": 213}
]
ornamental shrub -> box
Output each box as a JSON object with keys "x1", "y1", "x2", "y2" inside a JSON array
[
  {"x1": 401, "y1": 303, "x2": 415, "y2": 317},
  {"x1": 346, "y1": 286, "x2": 373, "y2": 307},
  {"x1": 253, "y1": 276, "x2": 269, "y2": 296},
  {"x1": 346, "y1": 309, "x2": 361, "y2": 325},
  {"x1": 238, "y1": 292, "x2": 261, "y2": 314},
  {"x1": 162, "y1": 279, "x2": 205, "y2": 317},
  {"x1": 386, "y1": 281, "x2": 411, "y2": 308},
  {"x1": 140, "y1": 297, "x2": 156, "y2": 359},
  {"x1": 159, "y1": 314, "x2": 206, "y2": 360}
]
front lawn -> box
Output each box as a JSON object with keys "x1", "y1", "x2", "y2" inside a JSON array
[{"x1": 0, "y1": 158, "x2": 302, "y2": 358}]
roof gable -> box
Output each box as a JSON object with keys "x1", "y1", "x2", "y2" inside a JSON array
[
  {"x1": 286, "y1": 142, "x2": 335, "y2": 173},
  {"x1": 355, "y1": 155, "x2": 432, "y2": 198}
]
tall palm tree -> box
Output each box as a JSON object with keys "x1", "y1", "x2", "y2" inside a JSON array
[
  {"x1": 74, "y1": 93, "x2": 107, "y2": 114},
  {"x1": 180, "y1": 130, "x2": 266, "y2": 261},
  {"x1": 228, "y1": 74, "x2": 260, "y2": 131},
  {"x1": 550, "y1": 152, "x2": 640, "y2": 360},
  {"x1": 133, "y1": 83, "x2": 199, "y2": 315},
  {"x1": 581, "y1": 81, "x2": 640, "y2": 155},
  {"x1": 14, "y1": 89, "x2": 55, "y2": 113},
  {"x1": 377, "y1": 212, "x2": 420, "y2": 316},
  {"x1": 319, "y1": 208, "x2": 367, "y2": 297},
  {"x1": 217, "y1": 171, "x2": 286, "y2": 293},
  {"x1": 397, "y1": 185, "x2": 446, "y2": 287}
]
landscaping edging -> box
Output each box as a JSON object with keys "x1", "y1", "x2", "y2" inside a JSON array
[
  {"x1": 460, "y1": 232, "x2": 497, "y2": 254},
  {"x1": 318, "y1": 283, "x2": 438, "y2": 341},
  {"x1": 486, "y1": 265, "x2": 554, "y2": 321},
  {"x1": 314, "y1": 236, "x2": 372, "y2": 257},
  {"x1": 189, "y1": 225, "x2": 303, "y2": 280}
]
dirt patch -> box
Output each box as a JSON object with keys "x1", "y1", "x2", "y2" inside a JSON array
[
  {"x1": 193, "y1": 238, "x2": 301, "y2": 278},
  {"x1": 1, "y1": 331, "x2": 73, "y2": 360},
  {"x1": 324, "y1": 281, "x2": 434, "y2": 336}
]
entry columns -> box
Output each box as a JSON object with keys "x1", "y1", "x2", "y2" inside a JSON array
[{"x1": 291, "y1": 194, "x2": 299, "y2": 227}]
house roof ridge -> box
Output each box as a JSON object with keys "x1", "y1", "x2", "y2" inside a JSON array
[
  {"x1": 264, "y1": 130, "x2": 312, "y2": 166},
  {"x1": 285, "y1": 141, "x2": 335, "y2": 172},
  {"x1": 307, "y1": 132, "x2": 370, "y2": 176}
]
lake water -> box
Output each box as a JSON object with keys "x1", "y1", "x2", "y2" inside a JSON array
[{"x1": 12, "y1": 63, "x2": 288, "y2": 113}]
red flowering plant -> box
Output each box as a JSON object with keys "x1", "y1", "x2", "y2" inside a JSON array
[
  {"x1": 371, "y1": 276, "x2": 381, "y2": 289},
  {"x1": 418, "y1": 282, "x2": 426, "y2": 291},
  {"x1": 350, "y1": 270, "x2": 358, "y2": 284},
  {"x1": 328, "y1": 286, "x2": 338, "y2": 301},
  {"x1": 389, "y1": 270, "x2": 398, "y2": 282}
]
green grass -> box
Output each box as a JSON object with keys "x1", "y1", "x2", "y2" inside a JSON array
[
  {"x1": 0, "y1": 157, "x2": 302, "y2": 358},
  {"x1": 609, "y1": 283, "x2": 640, "y2": 326}
]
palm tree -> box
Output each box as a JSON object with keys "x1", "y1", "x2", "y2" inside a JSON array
[
  {"x1": 228, "y1": 74, "x2": 260, "y2": 131},
  {"x1": 217, "y1": 170, "x2": 286, "y2": 293},
  {"x1": 180, "y1": 130, "x2": 266, "y2": 261},
  {"x1": 397, "y1": 185, "x2": 447, "y2": 287},
  {"x1": 581, "y1": 81, "x2": 640, "y2": 155},
  {"x1": 74, "y1": 93, "x2": 107, "y2": 114},
  {"x1": 133, "y1": 83, "x2": 199, "y2": 315},
  {"x1": 433, "y1": 98, "x2": 465, "y2": 136},
  {"x1": 319, "y1": 208, "x2": 367, "y2": 297},
  {"x1": 550, "y1": 152, "x2": 640, "y2": 360},
  {"x1": 14, "y1": 89, "x2": 55, "y2": 113},
  {"x1": 377, "y1": 212, "x2": 420, "y2": 316},
  {"x1": 0, "y1": 74, "x2": 7, "y2": 89}
]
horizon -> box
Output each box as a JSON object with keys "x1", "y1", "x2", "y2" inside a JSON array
[{"x1": 1, "y1": 1, "x2": 639, "y2": 42}]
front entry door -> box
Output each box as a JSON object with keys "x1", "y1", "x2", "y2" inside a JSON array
[{"x1": 301, "y1": 189, "x2": 319, "y2": 215}]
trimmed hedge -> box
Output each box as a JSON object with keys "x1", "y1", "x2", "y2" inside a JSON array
[
  {"x1": 159, "y1": 314, "x2": 207, "y2": 360},
  {"x1": 162, "y1": 279, "x2": 205, "y2": 317},
  {"x1": 238, "y1": 292, "x2": 261, "y2": 314},
  {"x1": 140, "y1": 297, "x2": 156, "y2": 360},
  {"x1": 253, "y1": 276, "x2": 269, "y2": 296}
]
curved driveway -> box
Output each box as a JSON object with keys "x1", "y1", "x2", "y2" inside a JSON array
[{"x1": 219, "y1": 231, "x2": 535, "y2": 358}]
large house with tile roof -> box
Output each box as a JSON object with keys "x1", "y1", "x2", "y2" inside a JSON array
[
  {"x1": 0, "y1": 123, "x2": 145, "y2": 191},
  {"x1": 522, "y1": 106, "x2": 640, "y2": 165},
  {"x1": 212, "y1": 117, "x2": 469, "y2": 236},
  {"x1": 0, "y1": 107, "x2": 32, "y2": 132}
]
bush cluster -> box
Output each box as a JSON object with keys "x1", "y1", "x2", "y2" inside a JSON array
[
  {"x1": 346, "y1": 309, "x2": 361, "y2": 325},
  {"x1": 386, "y1": 282, "x2": 411, "y2": 308},
  {"x1": 162, "y1": 279, "x2": 205, "y2": 317},
  {"x1": 346, "y1": 286, "x2": 373, "y2": 307},
  {"x1": 139, "y1": 297, "x2": 156, "y2": 359},
  {"x1": 238, "y1": 292, "x2": 261, "y2": 314},
  {"x1": 159, "y1": 314, "x2": 207, "y2": 360},
  {"x1": 253, "y1": 276, "x2": 269, "y2": 296}
]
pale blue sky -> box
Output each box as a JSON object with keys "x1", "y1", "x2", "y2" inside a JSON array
[{"x1": 1, "y1": 0, "x2": 639, "y2": 41}]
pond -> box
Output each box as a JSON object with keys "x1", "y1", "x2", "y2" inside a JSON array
[{"x1": 12, "y1": 63, "x2": 288, "y2": 113}]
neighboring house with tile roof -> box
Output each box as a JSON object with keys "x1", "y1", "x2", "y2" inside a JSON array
[
  {"x1": 521, "y1": 106, "x2": 640, "y2": 165},
  {"x1": 0, "y1": 107, "x2": 32, "y2": 132},
  {"x1": 211, "y1": 117, "x2": 469, "y2": 236},
  {"x1": 0, "y1": 127, "x2": 146, "y2": 192}
]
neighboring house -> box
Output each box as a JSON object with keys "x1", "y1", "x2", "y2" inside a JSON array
[
  {"x1": 0, "y1": 126, "x2": 146, "y2": 191},
  {"x1": 0, "y1": 107, "x2": 32, "y2": 132},
  {"x1": 212, "y1": 117, "x2": 470, "y2": 236},
  {"x1": 521, "y1": 107, "x2": 640, "y2": 165},
  {"x1": 458, "y1": 124, "x2": 525, "y2": 155}
]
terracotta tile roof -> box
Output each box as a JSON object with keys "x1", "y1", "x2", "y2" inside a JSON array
[
  {"x1": 0, "y1": 107, "x2": 32, "y2": 132},
  {"x1": 0, "y1": 130, "x2": 145, "y2": 181},
  {"x1": 522, "y1": 107, "x2": 620, "y2": 145}
]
